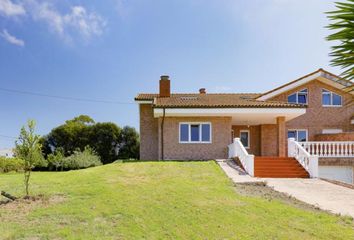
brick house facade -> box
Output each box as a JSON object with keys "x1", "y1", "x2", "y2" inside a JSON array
[{"x1": 136, "y1": 69, "x2": 353, "y2": 161}]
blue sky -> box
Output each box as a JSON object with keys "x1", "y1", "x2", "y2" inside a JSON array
[{"x1": 0, "y1": 0, "x2": 341, "y2": 148}]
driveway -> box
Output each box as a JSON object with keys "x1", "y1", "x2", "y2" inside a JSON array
[
  {"x1": 265, "y1": 178, "x2": 354, "y2": 217},
  {"x1": 217, "y1": 159, "x2": 354, "y2": 217}
]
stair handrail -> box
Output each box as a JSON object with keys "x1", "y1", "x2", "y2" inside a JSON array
[
  {"x1": 228, "y1": 138, "x2": 254, "y2": 176},
  {"x1": 288, "y1": 138, "x2": 318, "y2": 178}
]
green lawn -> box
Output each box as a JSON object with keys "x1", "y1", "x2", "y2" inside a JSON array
[{"x1": 0, "y1": 161, "x2": 353, "y2": 239}]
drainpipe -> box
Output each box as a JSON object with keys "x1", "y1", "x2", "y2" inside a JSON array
[{"x1": 160, "y1": 108, "x2": 165, "y2": 160}]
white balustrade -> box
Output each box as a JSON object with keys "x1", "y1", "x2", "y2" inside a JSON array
[
  {"x1": 300, "y1": 141, "x2": 354, "y2": 158},
  {"x1": 228, "y1": 138, "x2": 254, "y2": 176},
  {"x1": 288, "y1": 138, "x2": 318, "y2": 178}
]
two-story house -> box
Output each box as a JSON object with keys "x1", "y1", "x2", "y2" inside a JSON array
[{"x1": 135, "y1": 69, "x2": 354, "y2": 182}]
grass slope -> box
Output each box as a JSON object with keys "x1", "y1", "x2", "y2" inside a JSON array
[{"x1": 0, "y1": 161, "x2": 353, "y2": 239}]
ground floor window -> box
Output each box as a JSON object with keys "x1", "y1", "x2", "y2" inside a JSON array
[
  {"x1": 240, "y1": 130, "x2": 250, "y2": 148},
  {"x1": 179, "y1": 123, "x2": 211, "y2": 143},
  {"x1": 288, "y1": 129, "x2": 308, "y2": 142}
]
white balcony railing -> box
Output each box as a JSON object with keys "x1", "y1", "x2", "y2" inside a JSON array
[
  {"x1": 228, "y1": 138, "x2": 254, "y2": 176},
  {"x1": 299, "y1": 141, "x2": 354, "y2": 158},
  {"x1": 288, "y1": 138, "x2": 318, "y2": 178}
]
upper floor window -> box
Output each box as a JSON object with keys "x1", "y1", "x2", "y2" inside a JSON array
[
  {"x1": 179, "y1": 123, "x2": 211, "y2": 143},
  {"x1": 322, "y1": 89, "x2": 342, "y2": 106},
  {"x1": 287, "y1": 89, "x2": 308, "y2": 104}
]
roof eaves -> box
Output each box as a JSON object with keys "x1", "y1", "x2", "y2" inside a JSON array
[
  {"x1": 152, "y1": 104, "x2": 306, "y2": 109},
  {"x1": 256, "y1": 69, "x2": 322, "y2": 100}
]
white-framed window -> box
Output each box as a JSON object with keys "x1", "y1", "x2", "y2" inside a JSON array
[
  {"x1": 287, "y1": 88, "x2": 308, "y2": 104},
  {"x1": 240, "y1": 130, "x2": 250, "y2": 148},
  {"x1": 322, "y1": 129, "x2": 342, "y2": 134},
  {"x1": 322, "y1": 89, "x2": 342, "y2": 107},
  {"x1": 288, "y1": 129, "x2": 308, "y2": 142},
  {"x1": 179, "y1": 122, "x2": 212, "y2": 143}
]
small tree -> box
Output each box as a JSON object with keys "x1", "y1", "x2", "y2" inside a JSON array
[
  {"x1": 15, "y1": 120, "x2": 43, "y2": 197},
  {"x1": 47, "y1": 148, "x2": 65, "y2": 171}
]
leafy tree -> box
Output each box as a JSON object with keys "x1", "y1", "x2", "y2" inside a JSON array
[
  {"x1": 118, "y1": 126, "x2": 140, "y2": 159},
  {"x1": 66, "y1": 115, "x2": 95, "y2": 125},
  {"x1": 327, "y1": 0, "x2": 354, "y2": 91},
  {"x1": 15, "y1": 120, "x2": 44, "y2": 197},
  {"x1": 89, "y1": 122, "x2": 121, "y2": 164},
  {"x1": 42, "y1": 115, "x2": 140, "y2": 163},
  {"x1": 42, "y1": 115, "x2": 93, "y2": 157}
]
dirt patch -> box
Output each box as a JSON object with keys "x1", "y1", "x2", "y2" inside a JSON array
[
  {"x1": 0, "y1": 194, "x2": 66, "y2": 222},
  {"x1": 234, "y1": 182, "x2": 326, "y2": 213}
]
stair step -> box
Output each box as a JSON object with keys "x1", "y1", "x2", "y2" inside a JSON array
[
  {"x1": 255, "y1": 175, "x2": 309, "y2": 178},
  {"x1": 255, "y1": 168, "x2": 306, "y2": 172},
  {"x1": 255, "y1": 160, "x2": 299, "y2": 162},
  {"x1": 253, "y1": 156, "x2": 309, "y2": 178},
  {"x1": 255, "y1": 171, "x2": 307, "y2": 175},
  {"x1": 255, "y1": 162, "x2": 301, "y2": 165}
]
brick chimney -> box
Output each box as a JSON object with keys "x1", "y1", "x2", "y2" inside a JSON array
[
  {"x1": 159, "y1": 75, "x2": 170, "y2": 97},
  {"x1": 199, "y1": 88, "x2": 206, "y2": 94}
]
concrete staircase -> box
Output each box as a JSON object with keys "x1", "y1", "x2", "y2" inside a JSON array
[{"x1": 254, "y1": 157, "x2": 309, "y2": 178}]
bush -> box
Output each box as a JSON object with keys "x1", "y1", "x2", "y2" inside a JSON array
[
  {"x1": 63, "y1": 147, "x2": 102, "y2": 170},
  {"x1": 47, "y1": 149, "x2": 65, "y2": 171},
  {"x1": 0, "y1": 157, "x2": 25, "y2": 173}
]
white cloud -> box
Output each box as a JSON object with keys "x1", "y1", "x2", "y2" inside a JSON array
[
  {"x1": 64, "y1": 6, "x2": 105, "y2": 38},
  {"x1": 0, "y1": 29, "x2": 24, "y2": 46},
  {"x1": 0, "y1": 0, "x2": 26, "y2": 16},
  {"x1": 27, "y1": 1, "x2": 106, "y2": 42}
]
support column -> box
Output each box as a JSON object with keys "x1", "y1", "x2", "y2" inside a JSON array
[{"x1": 277, "y1": 116, "x2": 286, "y2": 157}]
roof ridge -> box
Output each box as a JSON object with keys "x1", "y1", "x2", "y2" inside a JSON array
[
  {"x1": 165, "y1": 93, "x2": 261, "y2": 95},
  {"x1": 257, "y1": 68, "x2": 353, "y2": 100}
]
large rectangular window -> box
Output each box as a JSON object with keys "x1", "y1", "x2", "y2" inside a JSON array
[
  {"x1": 288, "y1": 129, "x2": 308, "y2": 142},
  {"x1": 179, "y1": 123, "x2": 211, "y2": 143},
  {"x1": 322, "y1": 89, "x2": 342, "y2": 106}
]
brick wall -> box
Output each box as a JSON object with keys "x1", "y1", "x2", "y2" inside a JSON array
[
  {"x1": 232, "y1": 125, "x2": 261, "y2": 156},
  {"x1": 270, "y1": 80, "x2": 354, "y2": 140},
  {"x1": 260, "y1": 124, "x2": 278, "y2": 156},
  {"x1": 158, "y1": 117, "x2": 232, "y2": 160},
  {"x1": 319, "y1": 157, "x2": 354, "y2": 166},
  {"x1": 315, "y1": 132, "x2": 354, "y2": 141},
  {"x1": 139, "y1": 104, "x2": 158, "y2": 160}
]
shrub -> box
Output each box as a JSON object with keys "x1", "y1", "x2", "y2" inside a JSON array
[
  {"x1": 0, "y1": 157, "x2": 25, "y2": 173},
  {"x1": 63, "y1": 147, "x2": 102, "y2": 170},
  {"x1": 47, "y1": 149, "x2": 65, "y2": 171}
]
